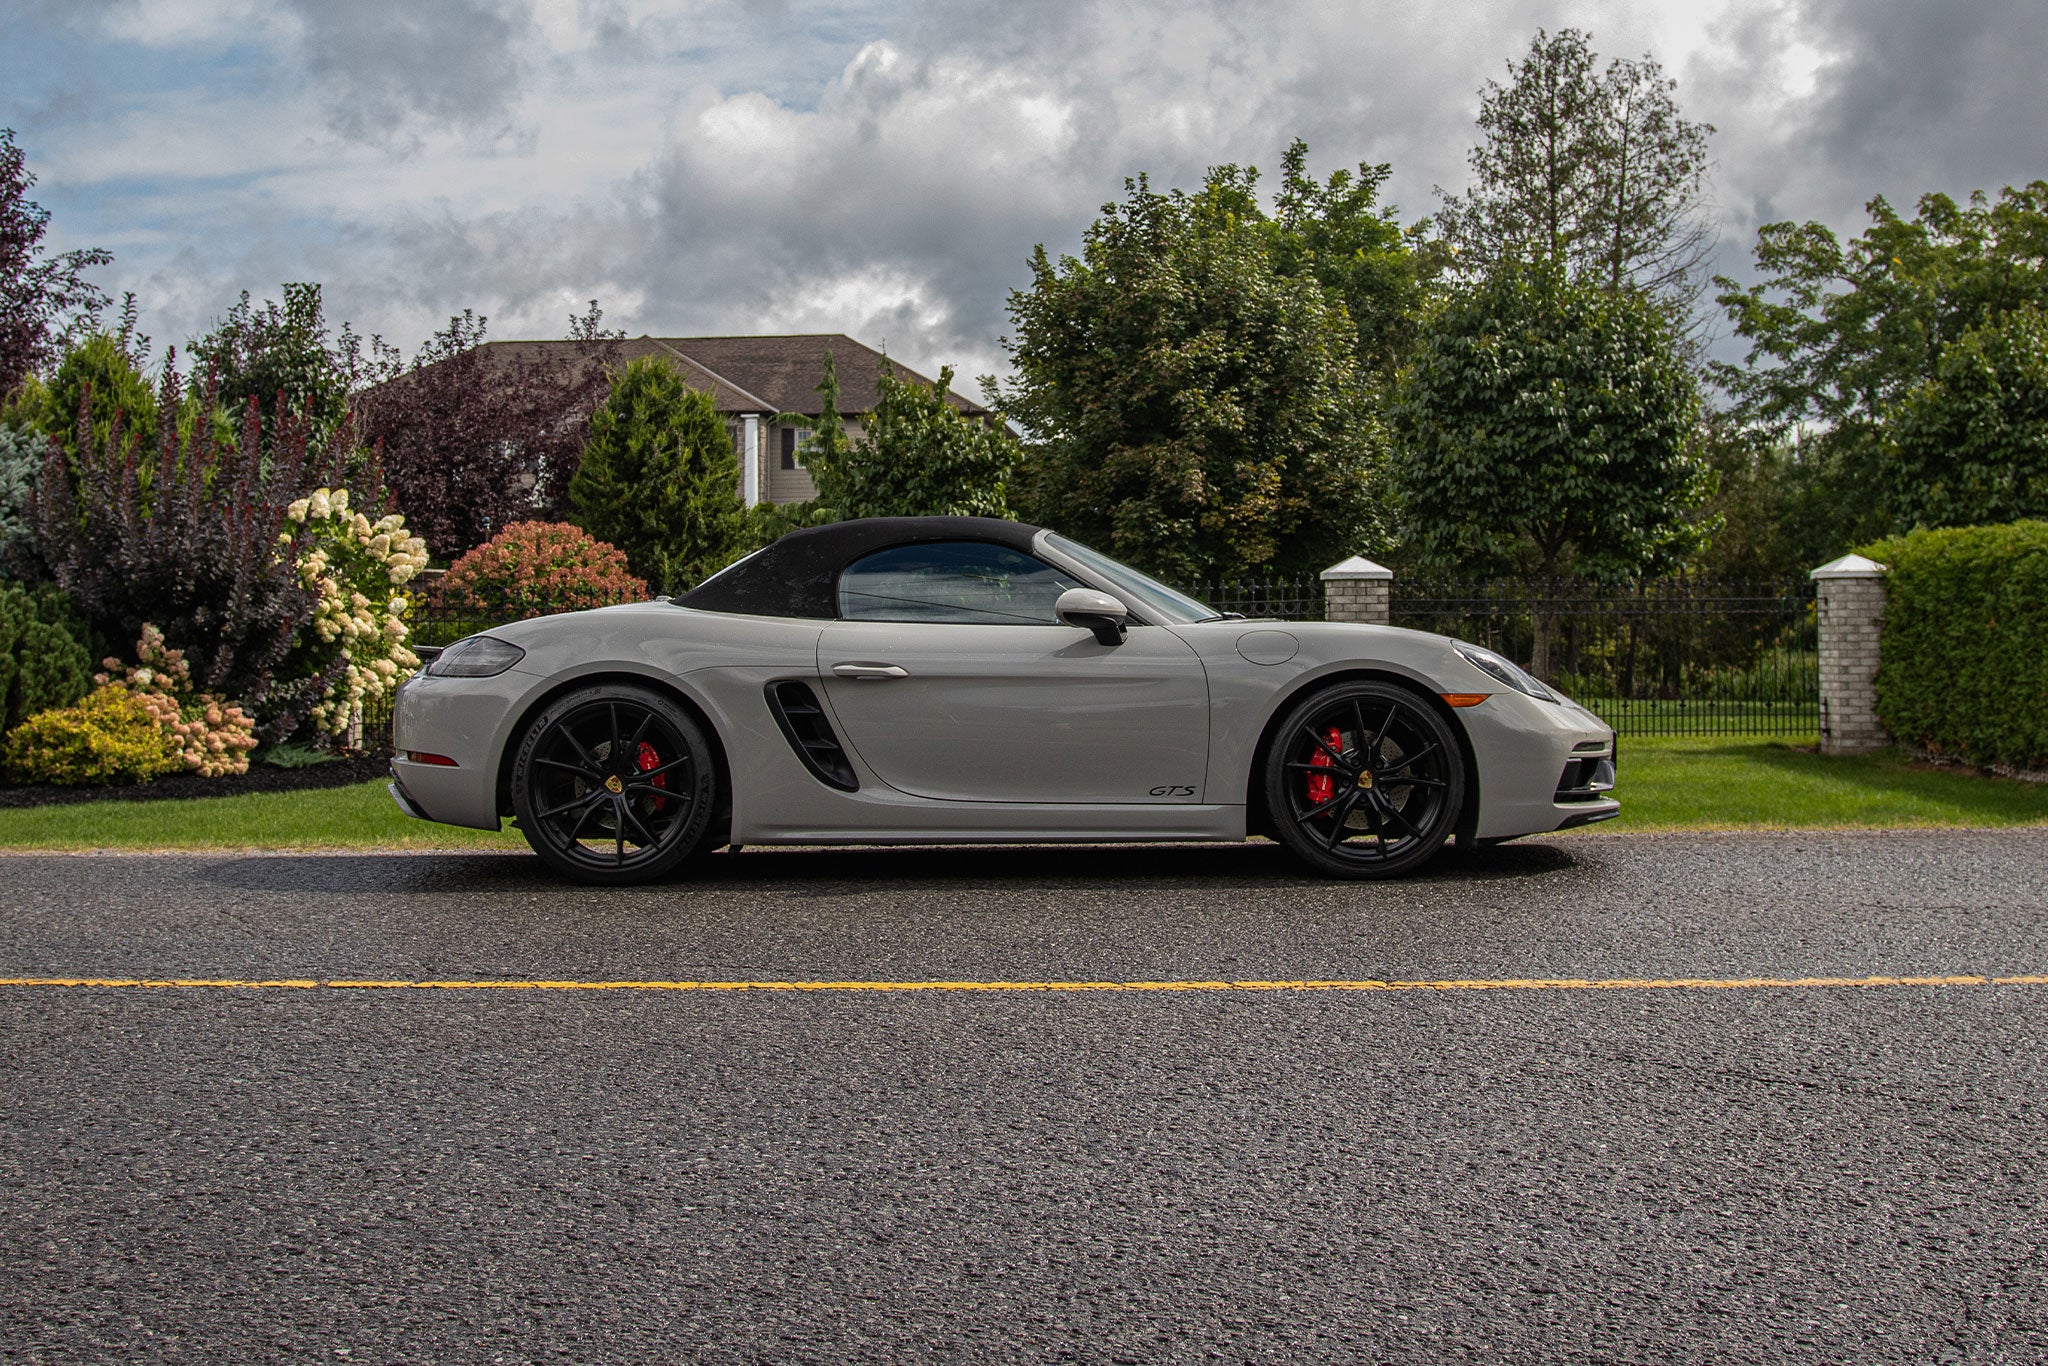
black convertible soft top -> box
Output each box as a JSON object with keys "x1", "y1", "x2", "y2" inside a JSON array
[{"x1": 675, "y1": 516, "x2": 1046, "y2": 619}]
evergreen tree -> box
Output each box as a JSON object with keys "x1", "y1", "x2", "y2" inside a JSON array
[{"x1": 570, "y1": 358, "x2": 746, "y2": 593}]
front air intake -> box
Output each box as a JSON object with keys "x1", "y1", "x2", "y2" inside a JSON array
[{"x1": 766, "y1": 681, "x2": 860, "y2": 791}]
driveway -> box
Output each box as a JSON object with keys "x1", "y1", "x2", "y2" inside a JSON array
[{"x1": 2, "y1": 832, "x2": 2045, "y2": 1363}]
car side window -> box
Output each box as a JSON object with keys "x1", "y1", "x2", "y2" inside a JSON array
[{"x1": 838, "y1": 542, "x2": 1077, "y2": 624}]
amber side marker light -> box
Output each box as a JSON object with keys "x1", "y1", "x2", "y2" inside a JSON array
[
  {"x1": 1439, "y1": 693, "x2": 1491, "y2": 708},
  {"x1": 405, "y1": 751, "x2": 460, "y2": 767}
]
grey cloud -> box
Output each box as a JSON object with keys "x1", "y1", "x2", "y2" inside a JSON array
[
  {"x1": 281, "y1": 0, "x2": 535, "y2": 147},
  {"x1": 1801, "y1": 0, "x2": 2047, "y2": 199}
]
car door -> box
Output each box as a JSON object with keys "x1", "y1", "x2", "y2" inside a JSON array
[{"x1": 816, "y1": 540, "x2": 1210, "y2": 804}]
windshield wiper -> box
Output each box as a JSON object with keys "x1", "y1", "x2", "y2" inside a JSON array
[{"x1": 1196, "y1": 611, "x2": 1248, "y2": 622}]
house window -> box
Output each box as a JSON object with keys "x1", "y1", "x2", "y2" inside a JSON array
[{"x1": 781, "y1": 426, "x2": 810, "y2": 470}]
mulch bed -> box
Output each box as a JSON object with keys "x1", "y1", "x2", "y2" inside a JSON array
[{"x1": 0, "y1": 750, "x2": 396, "y2": 808}]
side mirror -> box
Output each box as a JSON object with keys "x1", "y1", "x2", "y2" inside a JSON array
[{"x1": 1056, "y1": 587, "x2": 1130, "y2": 647}]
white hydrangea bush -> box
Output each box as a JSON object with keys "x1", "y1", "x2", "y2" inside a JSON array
[{"x1": 283, "y1": 487, "x2": 430, "y2": 736}]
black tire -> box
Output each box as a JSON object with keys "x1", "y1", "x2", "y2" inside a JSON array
[
  {"x1": 510, "y1": 682, "x2": 719, "y2": 885},
  {"x1": 1262, "y1": 680, "x2": 1466, "y2": 879}
]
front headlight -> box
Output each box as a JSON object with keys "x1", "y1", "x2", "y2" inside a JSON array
[
  {"x1": 1453, "y1": 643, "x2": 1557, "y2": 703},
  {"x1": 425, "y1": 635, "x2": 526, "y2": 678}
]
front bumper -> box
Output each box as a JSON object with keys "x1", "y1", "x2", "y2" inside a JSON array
[{"x1": 1461, "y1": 690, "x2": 1620, "y2": 838}]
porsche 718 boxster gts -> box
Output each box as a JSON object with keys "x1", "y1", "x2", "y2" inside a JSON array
[{"x1": 389, "y1": 517, "x2": 1617, "y2": 882}]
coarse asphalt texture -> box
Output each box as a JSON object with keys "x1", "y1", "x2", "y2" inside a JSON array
[{"x1": 2, "y1": 831, "x2": 2045, "y2": 1364}]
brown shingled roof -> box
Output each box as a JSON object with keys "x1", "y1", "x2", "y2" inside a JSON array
[
  {"x1": 661, "y1": 334, "x2": 988, "y2": 418},
  {"x1": 450, "y1": 333, "x2": 987, "y2": 420}
]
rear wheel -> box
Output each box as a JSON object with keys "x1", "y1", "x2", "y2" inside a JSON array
[
  {"x1": 510, "y1": 683, "x2": 718, "y2": 885},
  {"x1": 1263, "y1": 681, "x2": 1465, "y2": 879}
]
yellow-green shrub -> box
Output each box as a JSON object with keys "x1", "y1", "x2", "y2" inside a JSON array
[{"x1": 4, "y1": 685, "x2": 181, "y2": 785}]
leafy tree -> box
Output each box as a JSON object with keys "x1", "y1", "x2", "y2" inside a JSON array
[
  {"x1": 1883, "y1": 305, "x2": 2048, "y2": 529},
  {"x1": 355, "y1": 310, "x2": 618, "y2": 556},
  {"x1": 187, "y1": 283, "x2": 353, "y2": 446},
  {"x1": 569, "y1": 357, "x2": 746, "y2": 593},
  {"x1": 1005, "y1": 174, "x2": 1388, "y2": 582},
  {"x1": 1393, "y1": 264, "x2": 1710, "y2": 671},
  {"x1": 0, "y1": 129, "x2": 112, "y2": 398},
  {"x1": 1434, "y1": 29, "x2": 1716, "y2": 316},
  {"x1": 807, "y1": 358, "x2": 1014, "y2": 520},
  {"x1": 1201, "y1": 142, "x2": 1424, "y2": 378},
  {"x1": 1715, "y1": 181, "x2": 2048, "y2": 545}
]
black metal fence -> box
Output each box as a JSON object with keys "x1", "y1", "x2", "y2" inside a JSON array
[
  {"x1": 1191, "y1": 578, "x2": 1326, "y2": 621},
  {"x1": 1390, "y1": 576, "x2": 1818, "y2": 737}
]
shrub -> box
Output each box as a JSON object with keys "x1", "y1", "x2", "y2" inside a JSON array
[
  {"x1": 3, "y1": 684, "x2": 180, "y2": 785},
  {"x1": 0, "y1": 424, "x2": 46, "y2": 574},
  {"x1": 97, "y1": 624, "x2": 258, "y2": 777},
  {"x1": 283, "y1": 486, "x2": 427, "y2": 735},
  {"x1": 0, "y1": 581, "x2": 93, "y2": 729},
  {"x1": 1865, "y1": 520, "x2": 2048, "y2": 769},
  {"x1": 34, "y1": 350, "x2": 340, "y2": 740},
  {"x1": 434, "y1": 520, "x2": 648, "y2": 617}
]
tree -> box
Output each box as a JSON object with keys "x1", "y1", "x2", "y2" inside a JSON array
[
  {"x1": 569, "y1": 357, "x2": 746, "y2": 593},
  {"x1": 806, "y1": 358, "x2": 1015, "y2": 520},
  {"x1": 355, "y1": 310, "x2": 618, "y2": 557},
  {"x1": 187, "y1": 284, "x2": 353, "y2": 445},
  {"x1": 1392, "y1": 264, "x2": 1710, "y2": 673},
  {"x1": 10, "y1": 332, "x2": 157, "y2": 471},
  {"x1": 1882, "y1": 305, "x2": 2048, "y2": 530},
  {"x1": 0, "y1": 129, "x2": 112, "y2": 398},
  {"x1": 1434, "y1": 29, "x2": 1716, "y2": 317},
  {"x1": 1005, "y1": 173, "x2": 1388, "y2": 583},
  {"x1": 1217, "y1": 141, "x2": 1425, "y2": 379},
  {"x1": 1715, "y1": 181, "x2": 2048, "y2": 545}
]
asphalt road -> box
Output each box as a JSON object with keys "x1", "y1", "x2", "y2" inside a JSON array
[{"x1": 2, "y1": 831, "x2": 2045, "y2": 1364}]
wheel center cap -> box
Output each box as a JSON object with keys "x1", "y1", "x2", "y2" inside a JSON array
[
  {"x1": 604, "y1": 774, "x2": 624, "y2": 794},
  {"x1": 1358, "y1": 770, "x2": 1374, "y2": 790}
]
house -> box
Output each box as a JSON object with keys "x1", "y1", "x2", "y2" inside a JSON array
[{"x1": 461, "y1": 333, "x2": 992, "y2": 507}]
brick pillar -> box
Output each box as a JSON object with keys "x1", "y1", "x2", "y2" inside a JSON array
[
  {"x1": 1321, "y1": 556, "x2": 1393, "y2": 625},
  {"x1": 1811, "y1": 553, "x2": 1889, "y2": 755}
]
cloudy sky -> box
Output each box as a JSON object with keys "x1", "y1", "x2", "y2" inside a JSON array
[{"x1": 4, "y1": 0, "x2": 2043, "y2": 383}]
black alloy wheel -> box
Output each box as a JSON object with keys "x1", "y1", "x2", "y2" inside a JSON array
[
  {"x1": 1263, "y1": 680, "x2": 1466, "y2": 879},
  {"x1": 510, "y1": 683, "x2": 718, "y2": 885}
]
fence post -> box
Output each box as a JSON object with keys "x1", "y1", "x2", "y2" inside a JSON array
[
  {"x1": 1321, "y1": 556, "x2": 1393, "y2": 625},
  {"x1": 1811, "y1": 553, "x2": 1888, "y2": 755}
]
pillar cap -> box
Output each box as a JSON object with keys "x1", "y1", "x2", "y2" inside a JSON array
[
  {"x1": 1811, "y1": 553, "x2": 1887, "y2": 580},
  {"x1": 1320, "y1": 555, "x2": 1393, "y2": 581}
]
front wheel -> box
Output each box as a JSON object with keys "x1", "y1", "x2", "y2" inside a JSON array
[
  {"x1": 510, "y1": 683, "x2": 719, "y2": 885},
  {"x1": 1262, "y1": 681, "x2": 1466, "y2": 879}
]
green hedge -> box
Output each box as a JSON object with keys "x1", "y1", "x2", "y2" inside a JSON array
[{"x1": 1866, "y1": 520, "x2": 2048, "y2": 769}]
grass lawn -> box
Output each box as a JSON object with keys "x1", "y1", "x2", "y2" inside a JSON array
[
  {"x1": 1604, "y1": 734, "x2": 2048, "y2": 832},
  {"x1": 0, "y1": 735, "x2": 2041, "y2": 851},
  {"x1": 0, "y1": 780, "x2": 528, "y2": 852}
]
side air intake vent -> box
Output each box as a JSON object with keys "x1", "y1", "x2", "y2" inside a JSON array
[{"x1": 766, "y1": 681, "x2": 860, "y2": 791}]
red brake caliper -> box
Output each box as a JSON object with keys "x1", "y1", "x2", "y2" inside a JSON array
[
  {"x1": 1306, "y1": 725, "x2": 1342, "y2": 805},
  {"x1": 636, "y1": 741, "x2": 667, "y2": 812}
]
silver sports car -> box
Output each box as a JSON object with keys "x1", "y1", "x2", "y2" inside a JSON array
[{"x1": 389, "y1": 517, "x2": 1617, "y2": 883}]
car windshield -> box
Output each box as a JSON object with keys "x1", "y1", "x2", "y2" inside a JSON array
[{"x1": 1043, "y1": 533, "x2": 1220, "y2": 625}]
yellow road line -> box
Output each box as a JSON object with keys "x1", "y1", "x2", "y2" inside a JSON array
[{"x1": 1, "y1": 974, "x2": 2045, "y2": 994}]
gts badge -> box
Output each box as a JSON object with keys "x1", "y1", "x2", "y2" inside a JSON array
[{"x1": 1149, "y1": 784, "x2": 1197, "y2": 798}]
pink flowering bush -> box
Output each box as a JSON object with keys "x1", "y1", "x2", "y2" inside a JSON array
[
  {"x1": 97, "y1": 625, "x2": 259, "y2": 777},
  {"x1": 434, "y1": 521, "x2": 649, "y2": 617}
]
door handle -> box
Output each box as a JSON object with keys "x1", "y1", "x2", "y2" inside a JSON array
[{"x1": 831, "y1": 662, "x2": 909, "y2": 680}]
